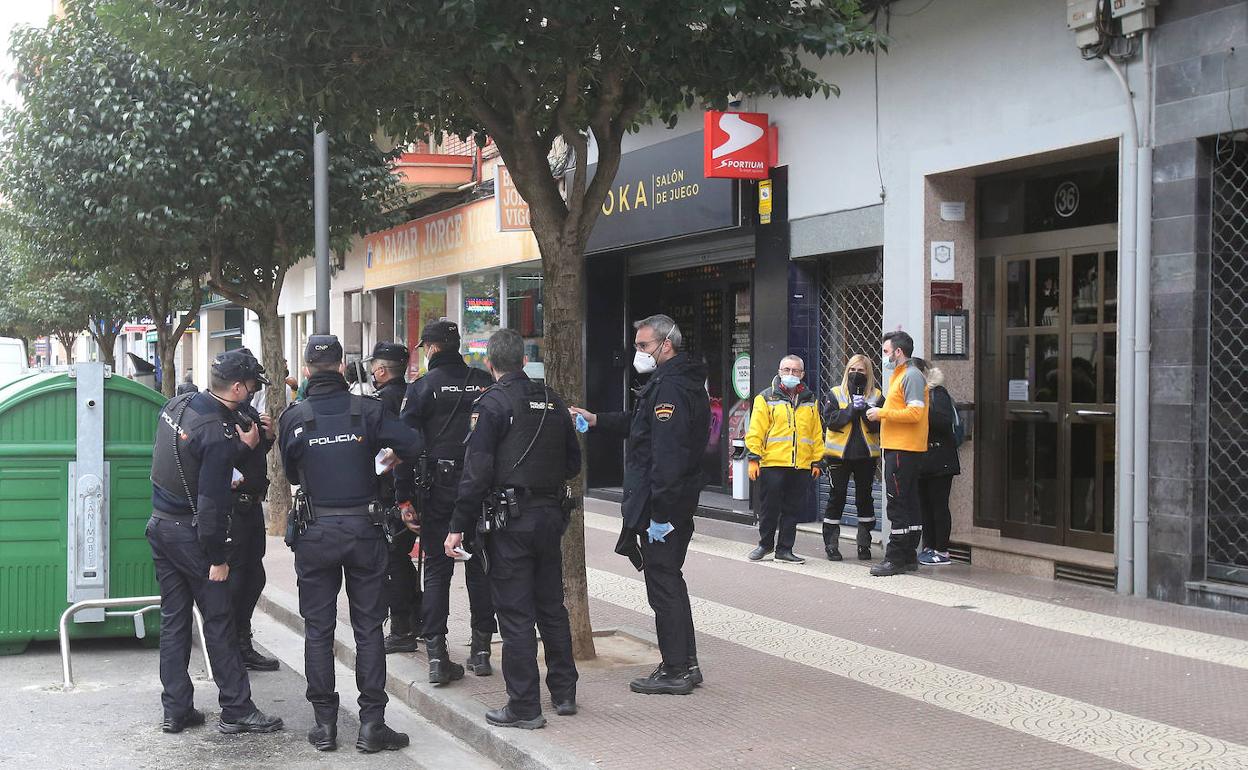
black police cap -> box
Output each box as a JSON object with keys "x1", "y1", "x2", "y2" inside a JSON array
[
  {"x1": 305, "y1": 334, "x2": 343, "y2": 364},
  {"x1": 419, "y1": 320, "x2": 460, "y2": 347},
  {"x1": 212, "y1": 348, "x2": 270, "y2": 385},
  {"x1": 366, "y1": 341, "x2": 409, "y2": 364}
]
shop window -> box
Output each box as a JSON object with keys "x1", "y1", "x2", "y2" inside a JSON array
[
  {"x1": 461, "y1": 273, "x2": 501, "y2": 368},
  {"x1": 506, "y1": 268, "x2": 544, "y2": 379},
  {"x1": 396, "y1": 282, "x2": 448, "y2": 377},
  {"x1": 223, "y1": 307, "x2": 244, "y2": 333}
]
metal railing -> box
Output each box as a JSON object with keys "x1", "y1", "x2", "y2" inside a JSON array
[{"x1": 59, "y1": 596, "x2": 212, "y2": 690}]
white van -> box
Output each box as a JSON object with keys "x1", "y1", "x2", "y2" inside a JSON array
[{"x1": 0, "y1": 337, "x2": 30, "y2": 383}]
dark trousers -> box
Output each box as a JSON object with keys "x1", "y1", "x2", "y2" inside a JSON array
[
  {"x1": 386, "y1": 528, "x2": 422, "y2": 637},
  {"x1": 226, "y1": 501, "x2": 267, "y2": 638},
  {"x1": 294, "y1": 515, "x2": 389, "y2": 725},
  {"x1": 420, "y1": 475, "x2": 496, "y2": 638},
  {"x1": 825, "y1": 457, "x2": 878, "y2": 526},
  {"x1": 147, "y1": 515, "x2": 255, "y2": 721},
  {"x1": 919, "y1": 475, "x2": 954, "y2": 553},
  {"x1": 640, "y1": 518, "x2": 697, "y2": 668},
  {"x1": 486, "y1": 504, "x2": 578, "y2": 720},
  {"x1": 883, "y1": 449, "x2": 923, "y2": 564},
  {"x1": 757, "y1": 466, "x2": 808, "y2": 552}
]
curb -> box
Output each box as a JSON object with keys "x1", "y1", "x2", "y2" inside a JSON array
[{"x1": 257, "y1": 587, "x2": 598, "y2": 770}]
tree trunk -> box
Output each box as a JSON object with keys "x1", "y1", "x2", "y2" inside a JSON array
[
  {"x1": 540, "y1": 236, "x2": 597, "y2": 661},
  {"x1": 156, "y1": 329, "x2": 178, "y2": 398},
  {"x1": 55, "y1": 331, "x2": 77, "y2": 364},
  {"x1": 89, "y1": 325, "x2": 119, "y2": 369},
  {"x1": 255, "y1": 299, "x2": 291, "y2": 535}
]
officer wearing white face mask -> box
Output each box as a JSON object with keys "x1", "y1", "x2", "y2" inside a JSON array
[{"x1": 570, "y1": 314, "x2": 710, "y2": 696}]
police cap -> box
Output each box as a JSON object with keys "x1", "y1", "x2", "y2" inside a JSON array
[
  {"x1": 305, "y1": 334, "x2": 343, "y2": 364},
  {"x1": 212, "y1": 348, "x2": 270, "y2": 385},
  {"x1": 419, "y1": 320, "x2": 460, "y2": 348},
  {"x1": 366, "y1": 341, "x2": 409, "y2": 364}
]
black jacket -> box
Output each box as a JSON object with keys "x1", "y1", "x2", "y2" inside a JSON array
[
  {"x1": 595, "y1": 353, "x2": 710, "y2": 530},
  {"x1": 920, "y1": 385, "x2": 961, "y2": 478}
]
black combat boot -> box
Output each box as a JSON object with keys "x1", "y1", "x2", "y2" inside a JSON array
[
  {"x1": 383, "y1": 632, "x2": 419, "y2": 654},
  {"x1": 307, "y1": 721, "x2": 337, "y2": 751},
  {"x1": 425, "y1": 635, "x2": 464, "y2": 685},
  {"x1": 356, "y1": 721, "x2": 409, "y2": 752},
  {"x1": 822, "y1": 521, "x2": 843, "y2": 561},
  {"x1": 466, "y1": 630, "x2": 493, "y2": 676},
  {"x1": 238, "y1": 627, "x2": 280, "y2": 671},
  {"x1": 686, "y1": 657, "x2": 704, "y2": 686},
  {"x1": 856, "y1": 522, "x2": 874, "y2": 560}
]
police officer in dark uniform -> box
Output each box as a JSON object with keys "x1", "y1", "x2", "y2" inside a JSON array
[
  {"x1": 400, "y1": 320, "x2": 497, "y2": 684},
  {"x1": 277, "y1": 335, "x2": 423, "y2": 753},
  {"x1": 445, "y1": 329, "x2": 580, "y2": 729},
  {"x1": 362, "y1": 341, "x2": 424, "y2": 655},
  {"x1": 149, "y1": 349, "x2": 284, "y2": 735},
  {"x1": 570, "y1": 314, "x2": 710, "y2": 696},
  {"x1": 227, "y1": 349, "x2": 280, "y2": 672}
]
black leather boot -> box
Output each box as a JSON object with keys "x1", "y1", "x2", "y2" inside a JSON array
[
  {"x1": 822, "y1": 521, "x2": 842, "y2": 561},
  {"x1": 425, "y1": 635, "x2": 464, "y2": 685},
  {"x1": 238, "y1": 628, "x2": 280, "y2": 671},
  {"x1": 857, "y1": 522, "x2": 874, "y2": 560},
  {"x1": 466, "y1": 630, "x2": 493, "y2": 676},
  {"x1": 629, "y1": 663, "x2": 695, "y2": 695},
  {"x1": 384, "y1": 632, "x2": 419, "y2": 654},
  {"x1": 356, "y1": 721, "x2": 409, "y2": 752},
  {"x1": 307, "y1": 721, "x2": 337, "y2": 751}
]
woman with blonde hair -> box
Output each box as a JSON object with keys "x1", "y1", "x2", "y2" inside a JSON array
[{"x1": 820, "y1": 354, "x2": 883, "y2": 561}]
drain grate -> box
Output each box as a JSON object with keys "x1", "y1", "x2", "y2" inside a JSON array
[{"x1": 948, "y1": 545, "x2": 972, "y2": 564}]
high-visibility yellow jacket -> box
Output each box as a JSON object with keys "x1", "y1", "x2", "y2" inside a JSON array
[
  {"x1": 745, "y1": 378, "x2": 824, "y2": 469},
  {"x1": 823, "y1": 385, "x2": 883, "y2": 459},
  {"x1": 879, "y1": 361, "x2": 929, "y2": 452}
]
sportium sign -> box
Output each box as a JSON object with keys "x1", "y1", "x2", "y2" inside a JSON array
[{"x1": 703, "y1": 111, "x2": 776, "y2": 180}]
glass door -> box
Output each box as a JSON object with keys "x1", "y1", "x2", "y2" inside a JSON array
[{"x1": 982, "y1": 231, "x2": 1117, "y2": 552}]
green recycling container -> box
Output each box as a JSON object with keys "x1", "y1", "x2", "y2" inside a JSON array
[{"x1": 0, "y1": 367, "x2": 165, "y2": 654}]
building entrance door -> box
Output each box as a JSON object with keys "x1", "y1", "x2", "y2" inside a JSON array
[{"x1": 978, "y1": 225, "x2": 1117, "y2": 552}]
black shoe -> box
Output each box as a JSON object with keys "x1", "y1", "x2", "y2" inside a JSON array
[
  {"x1": 466, "y1": 630, "x2": 493, "y2": 676},
  {"x1": 425, "y1": 636, "x2": 465, "y2": 685},
  {"x1": 240, "y1": 646, "x2": 280, "y2": 672},
  {"x1": 218, "y1": 709, "x2": 284, "y2": 734},
  {"x1": 905, "y1": 561, "x2": 920, "y2": 572},
  {"x1": 857, "y1": 547, "x2": 873, "y2": 561},
  {"x1": 238, "y1": 630, "x2": 280, "y2": 671},
  {"x1": 869, "y1": 560, "x2": 906, "y2": 577},
  {"x1": 384, "y1": 633, "x2": 419, "y2": 654},
  {"x1": 161, "y1": 708, "x2": 205, "y2": 734},
  {"x1": 553, "y1": 698, "x2": 577, "y2": 716},
  {"x1": 486, "y1": 705, "x2": 547, "y2": 729},
  {"x1": 686, "y1": 659, "x2": 704, "y2": 687},
  {"x1": 307, "y1": 722, "x2": 337, "y2": 751},
  {"x1": 775, "y1": 549, "x2": 806, "y2": 564},
  {"x1": 747, "y1": 546, "x2": 773, "y2": 561},
  {"x1": 825, "y1": 545, "x2": 843, "y2": 561},
  {"x1": 356, "y1": 721, "x2": 409, "y2": 753},
  {"x1": 629, "y1": 664, "x2": 695, "y2": 695}
]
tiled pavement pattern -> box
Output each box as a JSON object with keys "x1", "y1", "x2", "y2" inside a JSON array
[{"x1": 262, "y1": 498, "x2": 1248, "y2": 769}]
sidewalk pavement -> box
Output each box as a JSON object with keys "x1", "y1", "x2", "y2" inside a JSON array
[
  {"x1": 257, "y1": 497, "x2": 1248, "y2": 770},
  {"x1": 0, "y1": 634, "x2": 494, "y2": 770}
]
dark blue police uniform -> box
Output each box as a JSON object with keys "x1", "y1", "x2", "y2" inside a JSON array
[
  {"x1": 451, "y1": 369, "x2": 581, "y2": 726},
  {"x1": 277, "y1": 336, "x2": 422, "y2": 752},
  {"x1": 401, "y1": 335, "x2": 497, "y2": 681},
  {"x1": 227, "y1": 353, "x2": 280, "y2": 672},
  {"x1": 148, "y1": 349, "x2": 282, "y2": 734}
]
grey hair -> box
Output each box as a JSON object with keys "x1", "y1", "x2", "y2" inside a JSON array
[
  {"x1": 486, "y1": 328, "x2": 525, "y2": 373},
  {"x1": 780, "y1": 354, "x2": 804, "y2": 370},
  {"x1": 378, "y1": 360, "x2": 406, "y2": 378},
  {"x1": 633, "y1": 314, "x2": 683, "y2": 350}
]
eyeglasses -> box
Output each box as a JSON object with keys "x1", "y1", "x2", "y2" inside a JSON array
[
  {"x1": 634, "y1": 337, "x2": 664, "y2": 353},
  {"x1": 778, "y1": 366, "x2": 804, "y2": 375}
]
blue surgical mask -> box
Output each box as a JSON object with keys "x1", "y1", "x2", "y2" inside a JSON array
[{"x1": 780, "y1": 375, "x2": 801, "y2": 389}]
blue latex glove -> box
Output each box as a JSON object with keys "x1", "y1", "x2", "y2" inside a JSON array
[
  {"x1": 646, "y1": 520, "x2": 675, "y2": 543},
  {"x1": 574, "y1": 413, "x2": 590, "y2": 433},
  {"x1": 852, "y1": 394, "x2": 866, "y2": 411}
]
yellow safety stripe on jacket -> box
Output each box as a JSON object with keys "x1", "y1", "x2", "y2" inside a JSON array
[{"x1": 823, "y1": 385, "x2": 882, "y2": 459}]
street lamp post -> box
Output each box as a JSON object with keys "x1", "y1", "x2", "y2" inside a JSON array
[{"x1": 313, "y1": 128, "x2": 330, "y2": 334}]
